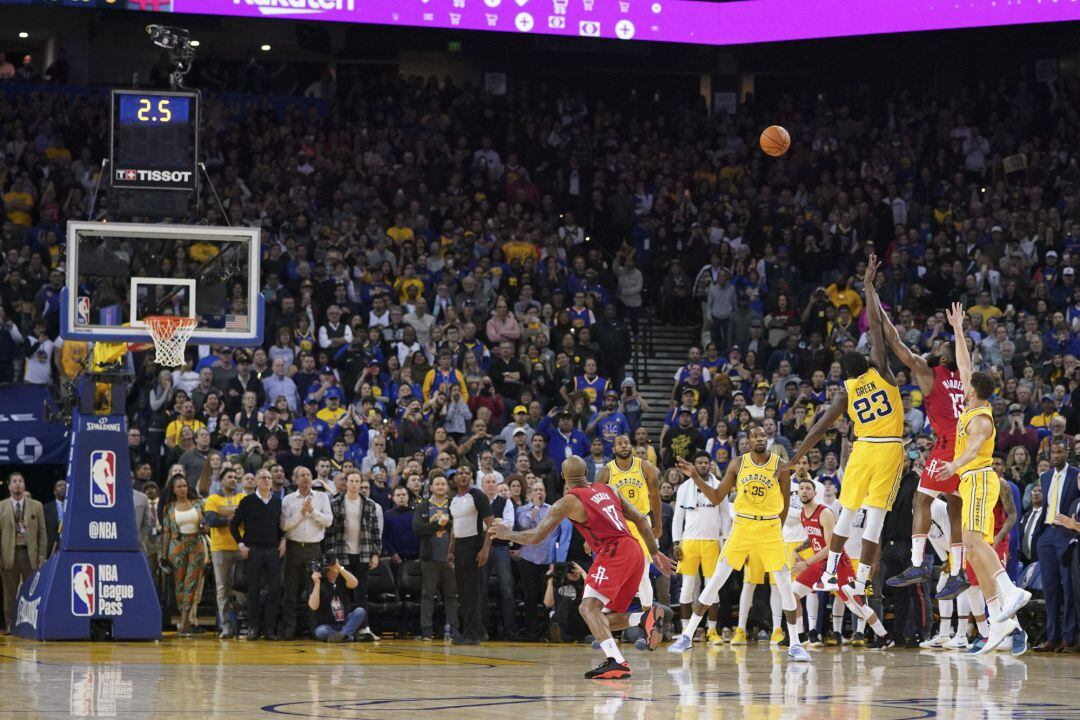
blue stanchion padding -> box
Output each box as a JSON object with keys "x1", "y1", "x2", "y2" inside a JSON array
[{"x1": 13, "y1": 379, "x2": 160, "y2": 640}]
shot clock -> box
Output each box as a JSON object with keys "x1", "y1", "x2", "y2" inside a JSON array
[{"x1": 110, "y1": 89, "x2": 199, "y2": 191}]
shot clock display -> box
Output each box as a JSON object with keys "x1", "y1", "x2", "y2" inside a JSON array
[{"x1": 110, "y1": 90, "x2": 199, "y2": 192}]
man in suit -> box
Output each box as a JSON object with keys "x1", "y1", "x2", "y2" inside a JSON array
[
  {"x1": 0, "y1": 472, "x2": 47, "y2": 632},
  {"x1": 1019, "y1": 483, "x2": 1043, "y2": 565},
  {"x1": 42, "y1": 479, "x2": 66, "y2": 557},
  {"x1": 1035, "y1": 440, "x2": 1080, "y2": 651}
]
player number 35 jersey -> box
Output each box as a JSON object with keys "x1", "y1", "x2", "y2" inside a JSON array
[
  {"x1": 844, "y1": 367, "x2": 903, "y2": 439},
  {"x1": 734, "y1": 452, "x2": 784, "y2": 517}
]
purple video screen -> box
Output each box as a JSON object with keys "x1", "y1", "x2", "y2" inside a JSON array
[{"x1": 162, "y1": 0, "x2": 1080, "y2": 46}]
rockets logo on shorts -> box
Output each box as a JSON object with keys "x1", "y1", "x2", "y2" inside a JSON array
[
  {"x1": 90, "y1": 450, "x2": 117, "y2": 508},
  {"x1": 71, "y1": 563, "x2": 96, "y2": 616},
  {"x1": 590, "y1": 565, "x2": 609, "y2": 585}
]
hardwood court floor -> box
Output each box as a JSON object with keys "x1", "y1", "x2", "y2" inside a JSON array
[{"x1": 2, "y1": 635, "x2": 1080, "y2": 719}]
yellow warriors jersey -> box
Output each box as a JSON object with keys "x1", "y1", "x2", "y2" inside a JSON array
[
  {"x1": 955, "y1": 405, "x2": 995, "y2": 474},
  {"x1": 734, "y1": 452, "x2": 784, "y2": 517},
  {"x1": 844, "y1": 367, "x2": 903, "y2": 439},
  {"x1": 607, "y1": 457, "x2": 650, "y2": 516}
]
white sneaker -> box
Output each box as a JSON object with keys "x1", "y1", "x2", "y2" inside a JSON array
[
  {"x1": 992, "y1": 589, "x2": 1032, "y2": 624},
  {"x1": 920, "y1": 633, "x2": 952, "y2": 649},
  {"x1": 977, "y1": 618, "x2": 1019, "y2": 656},
  {"x1": 944, "y1": 634, "x2": 969, "y2": 651}
]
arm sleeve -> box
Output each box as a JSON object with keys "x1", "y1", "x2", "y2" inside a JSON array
[{"x1": 672, "y1": 483, "x2": 687, "y2": 543}]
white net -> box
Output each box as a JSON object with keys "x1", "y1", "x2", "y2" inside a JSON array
[{"x1": 144, "y1": 316, "x2": 198, "y2": 368}]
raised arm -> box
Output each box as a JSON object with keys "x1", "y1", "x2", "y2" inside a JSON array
[
  {"x1": 675, "y1": 455, "x2": 736, "y2": 506},
  {"x1": 879, "y1": 302, "x2": 933, "y2": 394},
  {"x1": 783, "y1": 392, "x2": 849, "y2": 471},
  {"x1": 945, "y1": 301, "x2": 972, "y2": 393},
  {"x1": 863, "y1": 254, "x2": 894, "y2": 383}
]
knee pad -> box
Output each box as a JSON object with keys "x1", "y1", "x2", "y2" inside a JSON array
[
  {"x1": 861, "y1": 506, "x2": 886, "y2": 544},
  {"x1": 679, "y1": 574, "x2": 700, "y2": 604},
  {"x1": 834, "y1": 507, "x2": 856, "y2": 538},
  {"x1": 772, "y1": 568, "x2": 797, "y2": 613}
]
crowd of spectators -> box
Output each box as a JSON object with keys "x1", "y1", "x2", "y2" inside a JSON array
[{"x1": 1, "y1": 62, "x2": 1080, "y2": 644}]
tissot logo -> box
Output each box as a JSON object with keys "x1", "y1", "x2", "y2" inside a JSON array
[
  {"x1": 234, "y1": 0, "x2": 355, "y2": 15},
  {"x1": 114, "y1": 169, "x2": 193, "y2": 184}
]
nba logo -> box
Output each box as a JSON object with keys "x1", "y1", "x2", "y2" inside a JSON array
[
  {"x1": 71, "y1": 564, "x2": 96, "y2": 616},
  {"x1": 89, "y1": 450, "x2": 116, "y2": 508},
  {"x1": 76, "y1": 296, "x2": 90, "y2": 326}
]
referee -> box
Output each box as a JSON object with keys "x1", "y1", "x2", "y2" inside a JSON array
[{"x1": 448, "y1": 466, "x2": 494, "y2": 645}]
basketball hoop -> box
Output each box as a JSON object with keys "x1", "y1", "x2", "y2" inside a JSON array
[{"x1": 143, "y1": 316, "x2": 198, "y2": 367}]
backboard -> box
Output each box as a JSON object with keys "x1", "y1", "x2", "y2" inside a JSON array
[{"x1": 62, "y1": 221, "x2": 263, "y2": 346}]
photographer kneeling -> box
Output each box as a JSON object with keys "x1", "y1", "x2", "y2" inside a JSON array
[
  {"x1": 545, "y1": 561, "x2": 590, "y2": 642},
  {"x1": 309, "y1": 554, "x2": 368, "y2": 642}
]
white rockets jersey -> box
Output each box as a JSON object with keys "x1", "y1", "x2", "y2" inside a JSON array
[{"x1": 782, "y1": 476, "x2": 824, "y2": 543}]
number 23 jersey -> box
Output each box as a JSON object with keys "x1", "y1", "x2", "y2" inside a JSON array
[{"x1": 844, "y1": 366, "x2": 903, "y2": 439}]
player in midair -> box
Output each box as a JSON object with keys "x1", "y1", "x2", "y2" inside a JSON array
[
  {"x1": 876, "y1": 300, "x2": 968, "y2": 599},
  {"x1": 596, "y1": 434, "x2": 664, "y2": 634},
  {"x1": 790, "y1": 478, "x2": 895, "y2": 648},
  {"x1": 783, "y1": 256, "x2": 901, "y2": 600},
  {"x1": 667, "y1": 425, "x2": 811, "y2": 662},
  {"x1": 491, "y1": 456, "x2": 675, "y2": 679},
  {"x1": 931, "y1": 303, "x2": 1030, "y2": 654}
]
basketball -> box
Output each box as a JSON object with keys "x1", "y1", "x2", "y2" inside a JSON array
[{"x1": 760, "y1": 125, "x2": 791, "y2": 157}]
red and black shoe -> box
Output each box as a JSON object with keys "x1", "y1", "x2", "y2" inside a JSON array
[
  {"x1": 585, "y1": 657, "x2": 632, "y2": 680},
  {"x1": 641, "y1": 606, "x2": 665, "y2": 651}
]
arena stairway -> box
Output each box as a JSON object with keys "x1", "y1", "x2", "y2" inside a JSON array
[{"x1": 630, "y1": 314, "x2": 701, "y2": 439}]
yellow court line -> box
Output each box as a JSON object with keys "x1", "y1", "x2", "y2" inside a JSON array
[{"x1": 0, "y1": 637, "x2": 532, "y2": 667}]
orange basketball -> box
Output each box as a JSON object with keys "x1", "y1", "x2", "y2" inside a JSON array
[{"x1": 760, "y1": 125, "x2": 791, "y2": 157}]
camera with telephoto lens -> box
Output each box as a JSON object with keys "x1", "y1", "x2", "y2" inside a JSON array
[
  {"x1": 309, "y1": 553, "x2": 337, "y2": 575},
  {"x1": 549, "y1": 561, "x2": 572, "y2": 585}
]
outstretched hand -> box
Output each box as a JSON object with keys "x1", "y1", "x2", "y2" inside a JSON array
[
  {"x1": 652, "y1": 552, "x2": 677, "y2": 577},
  {"x1": 945, "y1": 301, "x2": 965, "y2": 332},
  {"x1": 674, "y1": 456, "x2": 701, "y2": 482}
]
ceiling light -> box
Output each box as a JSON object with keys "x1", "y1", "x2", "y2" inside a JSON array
[
  {"x1": 189, "y1": 39, "x2": 200, "y2": 47},
  {"x1": 18, "y1": 32, "x2": 28, "y2": 39},
  {"x1": 260, "y1": 43, "x2": 271, "y2": 52}
]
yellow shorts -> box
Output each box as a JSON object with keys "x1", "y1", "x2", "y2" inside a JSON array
[
  {"x1": 679, "y1": 539, "x2": 720, "y2": 578},
  {"x1": 628, "y1": 522, "x2": 652, "y2": 561},
  {"x1": 960, "y1": 467, "x2": 999, "y2": 544},
  {"x1": 841, "y1": 439, "x2": 904, "y2": 512},
  {"x1": 723, "y1": 517, "x2": 787, "y2": 578}
]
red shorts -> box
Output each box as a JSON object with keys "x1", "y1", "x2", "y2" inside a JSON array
[
  {"x1": 586, "y1": 536, "x2": 646, "y2": 613},
  {"x1": 919, "y1": 448, "x2": 960, "y2": 495},
  {"x1": 797, "y1": 556, "x2": 855, "y2": 597},
  {"x1": 965, "y1": 540, "x2": 1008, "y2": 587}
]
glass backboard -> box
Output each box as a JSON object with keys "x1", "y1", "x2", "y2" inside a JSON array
[{"x1": 62, "y1": 221, "x2": 263, "y2": 345}]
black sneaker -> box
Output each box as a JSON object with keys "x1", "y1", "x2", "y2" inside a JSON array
[
  {"x1": 245, "y1": 629, "x2": 260, "y2": 641},
  {"x1": 886, "y1": 565, "x2": 931, "y2": 588},
  {"x1": 870, "y1": 633, "x2": 896, "y2": 649},
  {"x1": 808, "y1": 630, "x2": 823, "y2": 648},
  {"x1": 584, "y1": 657, "x2": 632, "y2": 680},
  {"x1": 825, "y1": 630, "x2": 841, "y2": 647},
  {"x1": 851, "y1": 632, "x2": 867, "y2": 647},
  {"x1": 327, "y1": 631, "x2": 348, "y2": 643},
  {"x1": 936, "y1": 571, "x2": 970, "y2": 600},
  {"x1": 452, "y1": 635, "x2": 481, "y2": 646}
]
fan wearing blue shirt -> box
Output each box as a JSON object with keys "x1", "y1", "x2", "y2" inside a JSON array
[
  {"x1": 571, "y1": 358, "x2": 610, "y2": 406},
  {"x1": 293, "y1": 394, "x2": 333, "y2": 447},
  {"x1": 586, "y1": 389, "x2": 631, "y2": 454},
  {"x1": 538, "y1": 409, "x2": 590, "y2": 463}
]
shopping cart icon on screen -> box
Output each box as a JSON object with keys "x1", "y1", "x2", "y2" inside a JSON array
[
  {"x1": 582, "y1": 0, "x2": 594, "y2": 10},
  {"x1": 553, "y1": 0, "x2": 567, "y2": 14}
]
